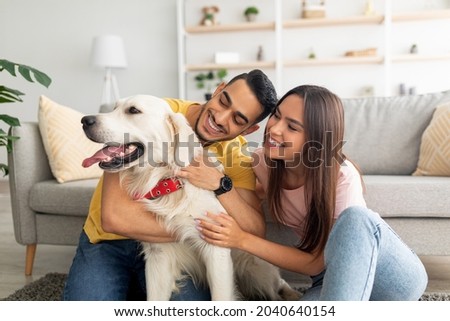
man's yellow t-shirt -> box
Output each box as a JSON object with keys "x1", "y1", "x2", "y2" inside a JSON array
[{"x1": 83, "y1": 98, "x2": 256, "y2": 243}]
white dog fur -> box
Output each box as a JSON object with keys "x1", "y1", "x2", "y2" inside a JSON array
[{"x1": 81, "y1": 95, "x2": 299, "y2": 301}]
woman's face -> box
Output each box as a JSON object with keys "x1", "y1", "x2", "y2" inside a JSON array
[{"x1": 264, "y1": 94, "x2": 306, "y2": 162}]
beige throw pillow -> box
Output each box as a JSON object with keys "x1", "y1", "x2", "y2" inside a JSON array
[
  {"x1": 38, "y1": 95, "x2": 103, "y2": 183},
  {"x1": 413, "y1": 102, "x2": 450, "y2": 176}
]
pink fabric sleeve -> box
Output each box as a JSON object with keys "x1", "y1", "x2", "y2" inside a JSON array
[{"x1": 334, "y1": 161, "x2": 367, "y2": 219}]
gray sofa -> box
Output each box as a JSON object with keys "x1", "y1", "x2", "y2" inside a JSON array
[{"x1": 8, "y1": 90, "x2": 450, "y2": 278}]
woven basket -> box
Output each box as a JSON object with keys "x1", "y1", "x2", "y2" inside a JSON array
[{"x1": 301, "y1": 0, "x2": 326, "y2": 19}]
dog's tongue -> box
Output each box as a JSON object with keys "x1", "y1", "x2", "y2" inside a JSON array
[{"x1": 82, "y1": 145, "x2": 124, "y2": 168}]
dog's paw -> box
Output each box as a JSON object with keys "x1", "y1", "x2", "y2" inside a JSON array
[
  {"x1": 278, "y1": 287, "x2": 302, "y2": 301},
  {"x1": 277, "y1": 280, "x2": 302, "y2": 301}
]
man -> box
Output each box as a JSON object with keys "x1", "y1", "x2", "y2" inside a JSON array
[{"x1": 63, "y1": 69, "x2": 277, "y2": 300}]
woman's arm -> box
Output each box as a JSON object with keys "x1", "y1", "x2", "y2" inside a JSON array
[
  {"x1": 197, "y1": 212, "x2": 325, "y2": 276},
  {"x1": 255, "y1": 178, "x2": 266, "y2": 200},
  {"x1": 215, "y1": 187, "x2": 265, "y2": 237},
  {"x1": 101, "y1": 172, "x2": 176, "y2": 243}
]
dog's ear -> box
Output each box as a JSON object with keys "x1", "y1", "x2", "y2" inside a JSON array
[{"x1": 166, "y1": 113, "x2": 201, "y2": 168}]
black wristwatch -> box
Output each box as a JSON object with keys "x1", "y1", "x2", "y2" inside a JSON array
[{"x1": 214, "y1": 175, "x2": 233, "y2": 196}]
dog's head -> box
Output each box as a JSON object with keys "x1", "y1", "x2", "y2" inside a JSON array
[{"x1": 81, "y1": 95, "x2": 201, "y2": 173}]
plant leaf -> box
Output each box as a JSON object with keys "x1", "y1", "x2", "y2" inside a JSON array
[
  {"x1": 0, "y1": 85, "x2": 25, "y2": 103},
  {"x1": 0, "y1": 114, "x2": 21, "y2": 127},
  {"x1": 0, "y1": 128, "x2": 20, "y2": 153},
  {"x1": 0, "y1": 86, "x2": 25, "y2": 96},
  {"x1": 0, "y1": 134, "x2": 8, "y2": 147},
  {"x1": 0, "y1": 59, "x2": 17, "y2": 76},
  {"x1": 0, "y1": 58, "x2": 48, "y2": 177},
  {"x1": 0, "y1": 95, "x2": 21, "y2": 103},
  {"x1": 206, "y1": 71, "x2": 214, "y2": 80},
  {"x1": 0, "y1": 163, "x2": 9, "y2": 176},
  {"x1": 0, "y1": 59, "x2": 52, "y2": 88},
  {"x1": 194, "y1": 74, "x2": 206, "y2": 81},
  {"x1": 30, "y1": 67, "x2": 52, "y2": 88},
  {"x1": 6, "y1": 135, "x2": 20, "y2": 153},
  {"x1": 18, "y1": 66, "x2": 33, "y2": 83}
]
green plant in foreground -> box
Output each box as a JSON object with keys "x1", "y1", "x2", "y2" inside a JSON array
[{"x1": 0, "y1": 59, "x2": 51, "y2": 175}]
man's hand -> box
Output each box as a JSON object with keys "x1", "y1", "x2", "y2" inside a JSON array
[{"x1": 177, "y1": 152, "x2": 223, "y2": 191}]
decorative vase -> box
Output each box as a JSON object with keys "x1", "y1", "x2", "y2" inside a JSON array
[{"x1": 246, "y1": 13, "x2": 257, "y2": 22}]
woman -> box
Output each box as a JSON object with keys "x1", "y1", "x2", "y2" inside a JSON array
[{"x1": 196, "y1": 85, "x2": 428, "y2": 300}]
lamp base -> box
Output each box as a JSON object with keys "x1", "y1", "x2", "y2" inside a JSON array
[
  {"x1": 99, "y1": 103, "x2": 115, "y2": 113},
  {"x1": 101, "y1": 68, "x2": 120, "y2": 106}
]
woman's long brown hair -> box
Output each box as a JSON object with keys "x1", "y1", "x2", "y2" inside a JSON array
[{"x1": 265, "y1": 85, "x2": 346, "y2": 254}]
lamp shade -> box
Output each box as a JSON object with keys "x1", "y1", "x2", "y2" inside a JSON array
[{"x1": 90, "y1": 35, "x2": 127, "y2": 68}]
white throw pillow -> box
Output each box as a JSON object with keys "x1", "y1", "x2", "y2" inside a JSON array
[{"x1": 38, "y1": 95, "x2": 103, "y2": 183}]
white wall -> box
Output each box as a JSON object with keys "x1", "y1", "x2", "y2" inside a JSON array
[{"x1": 1, "y1": 0, "x2": 180, "y2": 116}]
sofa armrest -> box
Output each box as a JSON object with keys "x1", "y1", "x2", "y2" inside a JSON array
[{"x1": 8, "y1": 122, "x2": 54, "y2": 244}]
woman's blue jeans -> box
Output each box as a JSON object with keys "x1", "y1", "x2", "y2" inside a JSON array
[
  {"x1": 62, "y1": 231, "x2": 211, "y2": 301},
  {"x1": 301, "y1": 206, "x2": 428, "y2": 301}
]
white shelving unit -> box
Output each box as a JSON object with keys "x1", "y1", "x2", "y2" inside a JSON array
[
  {"x1": 283, "y1": 14, "x2": 385, "y2": 27},
  {"x1": 177, "y1": 0, "x2": 450, "y2": 99}
]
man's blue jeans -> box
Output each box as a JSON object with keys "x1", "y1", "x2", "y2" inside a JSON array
[
  {"x1": 301, "y1": 206, "x2": 428, "y2": 301},
  {"x1": 62, "y1": 231, "x2": 211, "y2": 300}
]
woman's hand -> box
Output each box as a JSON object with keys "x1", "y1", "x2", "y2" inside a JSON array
[{"x1": 196, "y1": 212, "x2": 249, "y2": 249}]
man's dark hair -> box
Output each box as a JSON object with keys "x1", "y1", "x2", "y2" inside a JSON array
[{"x1": 227, "y1": 69, "x2": 277, "y2": 124}]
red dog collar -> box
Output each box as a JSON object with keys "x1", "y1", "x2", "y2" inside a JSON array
[{"x1": 141, "y1": 177, "x2": 183, "y2": 200}]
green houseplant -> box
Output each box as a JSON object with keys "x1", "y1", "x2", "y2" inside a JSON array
[
  {"x1": 0, "y1": 59, "x2": 51, "y2": 175},
  {"x1": 244, "y1": 6, "x2": 259, "y2": 22},
  {"x1": 194, "y1": 69, "x2": 228, "y2": 100}
]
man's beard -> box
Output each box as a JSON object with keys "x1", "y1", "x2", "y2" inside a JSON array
[{"x1": 194, "y1": 106, "x2": 220, "y2": 146}]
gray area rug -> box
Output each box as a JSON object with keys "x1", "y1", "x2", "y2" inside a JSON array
[
  {"x1": 2, "y1": 273, "x2": 66, "y2": 301},
  {"x1": 2, "y1": 272, "x2": 450, "y2": 301}
]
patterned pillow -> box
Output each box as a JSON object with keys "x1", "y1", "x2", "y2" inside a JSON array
[
  {"x1": 413, "y1": 102, "x2": 450, "y2": 176},
  {"x1": 38, "y1": 95, "x2": 103, "y2": 183}
]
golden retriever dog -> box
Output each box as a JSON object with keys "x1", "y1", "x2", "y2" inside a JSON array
[{"x1": 81, "y1": 95, "x2": 299, "y2": 301}]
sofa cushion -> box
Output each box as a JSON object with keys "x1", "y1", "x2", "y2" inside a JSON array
[
  {"x1": 413, "y1": 102, "x2": 450, "y2": 176},
  {"x1": 29, "y1": 178, "x2": 99, "y2": 216},
  {"x1": 363, "y1": 175, "x2": 450, "y2": 218},
  {"x1": 342, "y1": 90, "x2": 450, "y2": 175},
  {"x1": 38, "y1": 95, "x2": 104, "y2": 183}
]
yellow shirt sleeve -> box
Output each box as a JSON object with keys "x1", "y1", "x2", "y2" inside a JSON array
[
  {"x1": 83, "y1": 175, "x2": 128, "y2": 243},
  {"x1": 209, "y1": 137, "x2": 256, "y2": 191}
]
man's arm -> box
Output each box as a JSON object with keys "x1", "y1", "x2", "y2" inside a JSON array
[{"x1": 101, "y1": 172, "x2": 176, "y2": 243}]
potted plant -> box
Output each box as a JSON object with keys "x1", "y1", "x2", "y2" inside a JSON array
[
  {"x1": 216, "y1": 68, "x2": 228, "y2": 85},
  {"x1": 194, "y1": 69, "x2": 228, "y2": 100},
  {"x1": 0, "y1": 59, "x2": 51, "y2": 175},
  {"x1": 244, "y1": 6, "x2": 259, "y2": 22}
]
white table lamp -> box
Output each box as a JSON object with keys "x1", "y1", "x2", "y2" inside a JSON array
[{"x1": 90, "y1": 35, "x2": 127, "y2": 106}]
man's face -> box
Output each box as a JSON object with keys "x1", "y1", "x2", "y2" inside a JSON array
[{"x1": 194, "y1": 79, "x2": 261, "y2": 144}]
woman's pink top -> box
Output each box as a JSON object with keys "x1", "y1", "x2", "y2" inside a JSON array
[{"x1": 252, "y1": 148, "x2": 367, "y2": 238}]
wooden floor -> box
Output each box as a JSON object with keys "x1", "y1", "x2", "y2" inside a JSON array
[{"x1": 1, "y1": 180, "x2": 450, "y2": 299}]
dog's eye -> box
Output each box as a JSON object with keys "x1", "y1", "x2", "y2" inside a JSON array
[{"x1": 128, "y1": 106, "x2": 141, "y2": 114}]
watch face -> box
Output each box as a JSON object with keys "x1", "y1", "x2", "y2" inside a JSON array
[
  {"x1": 222, "y1": 175, "x2": 233, "y2": 191},
  {"x1": 215, "y1": 175, "x2": 233, "y2": 196}
]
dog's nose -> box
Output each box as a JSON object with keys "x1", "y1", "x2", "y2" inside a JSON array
[{"x1": 81, "y1": 115, "x2": 96, "y2": 127}]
